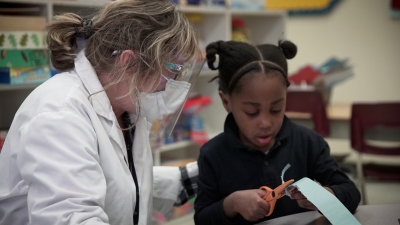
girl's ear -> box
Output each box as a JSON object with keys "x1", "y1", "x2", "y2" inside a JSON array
[
  {"x1": 119, "y1": 50, "x2": 137, "y2": 67},
  {"x1": 219, "y1": 91, "x2": 231, "y2": 113}
]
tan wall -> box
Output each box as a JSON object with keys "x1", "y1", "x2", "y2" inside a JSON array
[{"x1": 286, "y1": 0, "x2": 400, "y2": 103}]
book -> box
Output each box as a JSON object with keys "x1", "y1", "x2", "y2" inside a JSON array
[
  {"x1": 319, "y1": 57, "x2": 349, "y2": 74},
  {"x1": 288, "y1": 65, "x2": 320, "y2": 85},
  {"x1": 316, "y1": 66, "x2": 354, "y2": 88},
  {"x1": 0, "y1": 66, "x2": 52, "y2": 85}
]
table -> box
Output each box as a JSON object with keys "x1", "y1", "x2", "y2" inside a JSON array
[
  {"x1": 257, "y1": 204, "x2": 400, "y2": 225},
  {"x1": 285, "y1": 103, "x2": 351, "y2": 121}
]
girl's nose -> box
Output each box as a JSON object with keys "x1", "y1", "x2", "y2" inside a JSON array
[{"x1": 259, "y1": 114, "x2": 272, "y2": 129}]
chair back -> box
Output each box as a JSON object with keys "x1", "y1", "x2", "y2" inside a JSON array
[
  {"x1": 286, "y1": 90, "x2": 330, "y2": 137},
  {"x1": 351, "y1": 102, "x2": 400, "y2": 155}
]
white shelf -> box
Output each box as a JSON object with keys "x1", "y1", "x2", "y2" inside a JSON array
[
  {"x1": 230, "y1": 8, "x2": 285, "y2": 16},
  {"x1": 1, "y1": 0, "x2": 108, "y2": 7},
  {"x1": 153, "y1": 140, "x2": 198, "y2": 166},
  {"x1": 179, "y1": 5, "x2": 226, "y2": 14},
  {"x1": 199, "y1": 69, "x2": 218, "y2": 77},
  {"x1": 154, "y1": 130, "x2": 219, "y2": 153},
  {"x1": 51, "y1": 0, "x2": 109, "y2": 7},
  {"x1": 0, "y1": 84, "x2": 40, "y2": 91},
  {"x1": 156, "y1": 140, "x2": 197, "y2": 153}
]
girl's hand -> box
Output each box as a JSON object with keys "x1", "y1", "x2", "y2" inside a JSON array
[
  {"x1": 223, "y1": 189, "x2": 270, "y2": 222},
  {"x1": 289, "y1": 181, "x2": 335, "y2": 210}
]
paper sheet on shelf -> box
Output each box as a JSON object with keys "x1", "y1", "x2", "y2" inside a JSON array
[{"x1": 289, "y1": 177, "x2": 361, "y2": 225}]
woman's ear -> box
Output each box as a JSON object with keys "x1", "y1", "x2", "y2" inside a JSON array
[
  {"x1": 219, "y1": 91, "x2": 231, "y2": 113},
  {"x1": 119, "y1": 50, "x2": 137, "y2": 67}
]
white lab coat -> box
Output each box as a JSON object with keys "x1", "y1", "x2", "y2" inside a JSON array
[{"x1": 0, "y1": 51, "x2": 184, "y2": 225}]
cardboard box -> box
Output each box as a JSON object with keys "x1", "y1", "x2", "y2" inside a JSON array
[
  {"x1": 0, "y1": 49, "x2": 49, "y2": 67},
  {"x1": 0, "y1": 15, "x2": 46, "y2": 31},
  {"x1": 0, "y1": 66, "x2": 52, "y2": 84},
  {"x1": 0, "y1": 31, "x2": 47, "y2": 49}
]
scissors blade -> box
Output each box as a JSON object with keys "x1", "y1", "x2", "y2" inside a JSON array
[{"x1": 274, "y1": 179, "x2": 294, "y2": 198}]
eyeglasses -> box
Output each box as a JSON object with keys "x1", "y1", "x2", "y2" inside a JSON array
[
  {"x1": 112, "y1": 50, "x2": 183, "y2": 69},
  {"x1": 164, "y1": 61, "x2": 186, "y2": 81},
  {"x1": 164, "y1": 62, "x2": 183, "y2": 73},
  {"x1": 111, "y1": 50, "x2": 185, "y2": 81}
]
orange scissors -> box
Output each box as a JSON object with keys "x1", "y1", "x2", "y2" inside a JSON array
[{"x1": 259, "y1": 179, "x2": 294, "y2": 216}]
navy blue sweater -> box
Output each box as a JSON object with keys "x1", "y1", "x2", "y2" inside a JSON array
[{"x1": 194, "y1": 114, "x2": 360, "y2": 225}]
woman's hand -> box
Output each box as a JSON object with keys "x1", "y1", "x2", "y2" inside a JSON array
[
  {"x1": 289, "y1": 181, "x2": 335, "y2": 210},
  {"x1": 223, "y1": 189, "x2": 270, "y2": 222}
]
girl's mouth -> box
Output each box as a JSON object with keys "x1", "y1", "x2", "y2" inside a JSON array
[{"x1": 257, "y1": 135, "x2": 272, "y2": 144}]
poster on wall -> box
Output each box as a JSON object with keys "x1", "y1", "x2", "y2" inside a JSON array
[{"x1": 265, "y1": 0, "x2": 341, "y2": 16}]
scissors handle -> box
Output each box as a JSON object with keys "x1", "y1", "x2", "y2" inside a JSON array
[
  {"x1": 259, "y1": 186, "x2": 276, "y2": 216},
  {"x1": 259, "y1": 179, "x2": 294, "y2": 217}
]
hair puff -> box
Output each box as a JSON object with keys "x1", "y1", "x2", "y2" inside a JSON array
[{"x1": 279, "y1": 40, "x2": 297, "y2": 59}]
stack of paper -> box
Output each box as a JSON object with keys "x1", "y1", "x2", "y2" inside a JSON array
[{"x1": 317, "y1": 57, "x2": 354, "y2": 88}]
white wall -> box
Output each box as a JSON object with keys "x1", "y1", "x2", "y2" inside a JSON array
[{"x1": 286, "y1": 0, "x2": 400, "y2": 103}]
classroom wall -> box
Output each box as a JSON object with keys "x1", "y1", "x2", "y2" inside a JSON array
[{"x1": 285, "y1": 0, "x2": 400, "y2": 104}]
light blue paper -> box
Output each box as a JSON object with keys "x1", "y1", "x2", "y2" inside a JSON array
[{"x1": 290, "y1": 177, "x2": 361, "y2": 225}]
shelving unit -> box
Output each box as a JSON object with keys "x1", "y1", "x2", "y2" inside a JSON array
[
  {"x1": 0, "y1": 0, "x2": 286, "y2": 167},
  {"x1": 0, "y1": 1, "x2": 286, "y2": 223}
]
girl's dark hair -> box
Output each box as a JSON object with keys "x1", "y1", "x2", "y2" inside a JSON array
[{"x1": 206, "y1": 40, "x2": 297, "y2": 94}]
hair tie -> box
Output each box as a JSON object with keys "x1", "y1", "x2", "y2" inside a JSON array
[
  {"x1": 75, "y1": 18, "x2": 93, "y2": 39},
  {"x1": 82, "y1": 18, "x2": 93, "y2": 39}
]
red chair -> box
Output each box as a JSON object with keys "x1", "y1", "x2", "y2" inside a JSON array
[
  {"x1": 285, "y1": 90, "x2": 354, "y2": 168},
  {"x1": 285, "y1": 90, "x2": 330, "y2": 137},
  {"x1": 351, "y1": 102, "x2": 400, "y2": 204}
]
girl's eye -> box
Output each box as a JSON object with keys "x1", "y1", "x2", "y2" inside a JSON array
[
  {"x1": 245, "y1": 112, "x2": 258, "y2": 117},
  {"x1": 271, "y1": 109, "x2": 283, "y2": 114}
]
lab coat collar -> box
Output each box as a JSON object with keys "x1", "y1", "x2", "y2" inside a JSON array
[
  {"x1": 74, "y1": 50, "x2": 126, "y2": 158},
  {"x1": 73, "y1": 51, "x2": 155, "y2": 224},
  {"x1": 74, "y1": 50, "x2": 115, "y2": 121}
]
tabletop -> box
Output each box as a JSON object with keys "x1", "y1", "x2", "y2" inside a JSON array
[
  {"x1": 285, "y1": 103, "x2": 351, "y2": 121},
  {"x1": 257, "y1": 204, "x2": 400, "y2": 225}
]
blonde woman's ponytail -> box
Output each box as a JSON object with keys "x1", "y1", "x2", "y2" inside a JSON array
[{"x1": 46, "y1": 13, "x2": 91, "y2": 71}]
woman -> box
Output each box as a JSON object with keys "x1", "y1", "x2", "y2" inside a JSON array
[{"x1": 0, "y1": 0, "x2": 201, "y2": 224}]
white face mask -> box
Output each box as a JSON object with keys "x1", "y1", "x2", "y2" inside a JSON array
[{"x1": 138, "y1": 79, "x2": 191, "y2": 122}]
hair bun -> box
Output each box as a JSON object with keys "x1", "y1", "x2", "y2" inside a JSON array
[
  {"x1": 205, "y1": 40, "x2": 230, "y2": 70},
  {"x1": 279, "y1": 40, "x2": 297, "y2": 59},
  {"x1": 205, "y1": 42, "x2": 219, "y2": 70}
]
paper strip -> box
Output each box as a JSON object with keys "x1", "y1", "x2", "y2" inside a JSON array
[
  {"x1": 281, "y1": 164, "x2": 291, "y2": 183},
  {"x1": 290, "y1": 177, "x2": 361, "y2": 225}
]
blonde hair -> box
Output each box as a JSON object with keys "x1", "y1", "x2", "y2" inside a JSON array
[{"x1": 46, "y1": 0, "x2": 199, "y2": 102}]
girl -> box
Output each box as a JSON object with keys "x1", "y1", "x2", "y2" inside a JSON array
[{"x1": 194, "y1": 40, "x2": 360, "y2": 225}]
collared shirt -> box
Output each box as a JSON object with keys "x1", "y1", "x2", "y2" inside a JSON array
[{"x1": 194, "y1": 113, "x2": 360, "y2": 225}]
